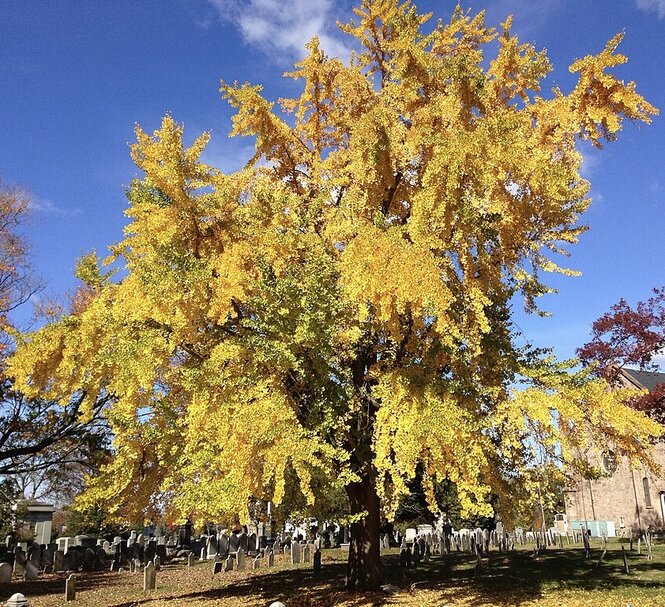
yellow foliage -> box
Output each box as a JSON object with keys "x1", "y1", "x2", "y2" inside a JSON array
[{"x1": 6, "y1": 0, "x2": 660, "y2": 530}]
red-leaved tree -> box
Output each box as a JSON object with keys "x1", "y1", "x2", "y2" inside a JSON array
[{"x1": 578, "y1": 287, "x2": 665, "y2": 422}]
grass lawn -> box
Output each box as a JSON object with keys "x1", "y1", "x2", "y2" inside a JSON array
[{"x1": 2, "y1": 539, "x2": 664, "y2": 607}]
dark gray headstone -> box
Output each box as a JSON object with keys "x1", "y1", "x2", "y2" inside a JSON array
[
  {"x1": 156, "y1": 544, "x2": 167, "y2": 561},
  {"x1": 53, "y1": 550, "x2": 65, "y2": 572},
  {"x1": 0, "y1": 562, "x2": 12, "y2": 583},
  {"x1": 23, "y1": 561, "x2": 39, "y2": 581},
  {"x1": 65, "y1": 549, "x2": 83, "y2": 572},
  {"x1": 82, "y1": 548, "x2": 96, "y2": 572},
  {"x1": 218, "y1": 534, "x2": 229, "y2": 557},
  {"x1": 65, "y1": 574, "x2": 76, "y2": 601},
  {"x1": 145, "y1": 540, "x2": 156, "y2": 563}
]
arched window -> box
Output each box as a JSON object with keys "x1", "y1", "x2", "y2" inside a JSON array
[
  {"x1": 602, "y1": 450, "x2": 618, "y2": 474},
  {"x1": 643, "y1": 477, "x2": 653, "y2": 509}
]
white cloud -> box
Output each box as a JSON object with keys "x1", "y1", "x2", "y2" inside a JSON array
[
  {"x1": 200, "y1": 135, "x2": 255, "y2": 174},
  {"x1": 579, "y1": 147, "x2": 601, "y2": 179},
  {"x1": 479, "y1": 0, "x2": 563, "y2": 40},
  {"x1": 652, "y1": 351, "x2": 665, "y2": 368},
  {"x1": 636, "y1": 0, "x2": 665, "y2": 18},
  {"x1": 207, "y1": 0, "x2": 353, "y2": 63},
  {"x1": 29, "y1": 197, "x2": 81, "y2": 217}
]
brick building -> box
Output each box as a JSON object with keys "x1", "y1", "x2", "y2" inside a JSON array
[{"x1": 563, "y1": 369, "x2": 665, "y2": 536}]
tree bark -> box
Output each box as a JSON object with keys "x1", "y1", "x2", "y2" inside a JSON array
[{"x1": 345, "y1": 473, "x2": 382, "y2": 591}]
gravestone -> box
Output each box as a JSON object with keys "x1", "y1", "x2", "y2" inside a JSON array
[
  {"x1": 218, "y1": 534, "x2": 229, "y2": 557},
  {"x1": 229, "y1": 534, "x2": 240, "y2": 553},
  {"x1": 5, "y1": 593, "x2": 30, "y2": 607},
  {"x1": 133, "y1": 558, "x2": 141, "y2": 573},
  {"x1": 23, "y1": 561, "x2": 38, "y2": 581},
  {"x1": 213, "y1": 561, "x2": 223, "y2": 575},
  {"x1": 236, "y1": 548, "x2": 246, "y2": 571},
  {"x1": 27, "y1": 546, "x2": 40, "y2": 568},
  {"x1": 399, "y1": 542, "x2": 409, "y2": 567},
  {"x1": 14, "y1": 548, "x2": 26, "y2": 577},
  {"x1": 252, "y1": 555, "x2": 261, "y2": 569},
  {"x1": 267, "y1": 550, "x2": 275, "y2": 567},
  {"x1": 53, "y1": 550, "x2": 65, "y2": 572},
  {"x1": 154, "y1": 555, "x2": 161, "y2": 571},
  {"x1": 65, "y1": 574, "x2": 76, "y2": 602},
  {"x1": 56, "y1": 538, "x2": 70, "y2": 552},
  {"x1": 303, "y1": 543, "x2": 311, "y2": 563},
  {"x1": 129, "y1": 560, "x2": 136, "y2": 574},
  {"x1": 143, "y1": 561, "x2": 156, "y2": 591},
  {"x1": 313, "y1": 548, "x2": 321, "y2": 571},
  {"x1": 145, "y1": 540, "x2": 156, "y2": 563},
  {"x1": 283, "y1": 545, "x2": 289, "y2": 556},
  {"x1": 290, "y1": 542, "x2": 300, "y2": 564},
  {"x1": 82, "y1": 548, "x2": 96, "y2": 572},
  {"x1": 187, "y1": 553, "x2": 194, "y2": 567},
  {"x1": 206, "y1": 536, "x2": 218, "y2": 559},
  {"x1": 413, "y1": 541, "x2": 421, "y2": 564},
  {"x1": 248, "y1": 533, "x2": 257, "y2": 553},
  {"x1": 155, "y1": 544, "x2": 167, "y2": 563},
  {"x1": 0, "y1": 562, "x2": 12, "y2": 583},
  {"x1": 224, "y1": 555, "x2": 233, "y2": 572},
  {"x1": 191, "y1": 540, "x2": 204, "y2": 558}
]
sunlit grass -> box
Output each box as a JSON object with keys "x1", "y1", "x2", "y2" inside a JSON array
[{"x1": 5, "y1": 539, "x2": 665, "y2": 607}]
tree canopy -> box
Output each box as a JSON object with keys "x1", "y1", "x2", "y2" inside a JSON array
[
  {"x1": 7, "y1": 0, "x2": 661, "y2": 589},
  {"x1": 0, "y1": 182, "x2": 110, "y2": 507},
  {"x1": 578, "y1": 287, "x2": 665, "y2": 423}
]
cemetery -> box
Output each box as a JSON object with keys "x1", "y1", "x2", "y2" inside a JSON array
[{"x1": 1, "y1": 521, "x2": 665, "y2": 606}]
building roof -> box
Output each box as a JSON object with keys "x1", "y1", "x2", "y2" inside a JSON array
[
  {"x1": 11, "y1": 499, "x2": 57, "y2": 513},
  {"x1": 620, "y1": 368, "x2": 665, "y2": 391}
]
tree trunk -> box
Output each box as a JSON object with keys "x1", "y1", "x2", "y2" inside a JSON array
[{"x1": 345, "y1": 473, "x2": 382, "y2": 591}]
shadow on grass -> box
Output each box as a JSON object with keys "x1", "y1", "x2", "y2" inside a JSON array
[
  {"x1": 108, "y1": 561, "x2": 380, "y2": 607},
  {"x1": 1, "y1": 571, "x2": 124, "y2": 601},
  {"x1": 107, "y1": 547, "x2": 665, "y2": 607},
  {"x1": 6, "y1": 546, "x2": 665, "y2": 607}
]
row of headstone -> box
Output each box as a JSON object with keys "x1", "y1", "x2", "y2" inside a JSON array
[{"x1": 203, "y1": 530, "x2": 266, "y2": 559}]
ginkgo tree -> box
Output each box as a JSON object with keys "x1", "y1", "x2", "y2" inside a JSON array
[{"x1": 8, "y1": 0, "x2": 662, "y2": 589}]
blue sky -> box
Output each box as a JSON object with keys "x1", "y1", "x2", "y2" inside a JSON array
[{"x1": 1, "y1": 0, "x2": 664, "y2": 361}]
